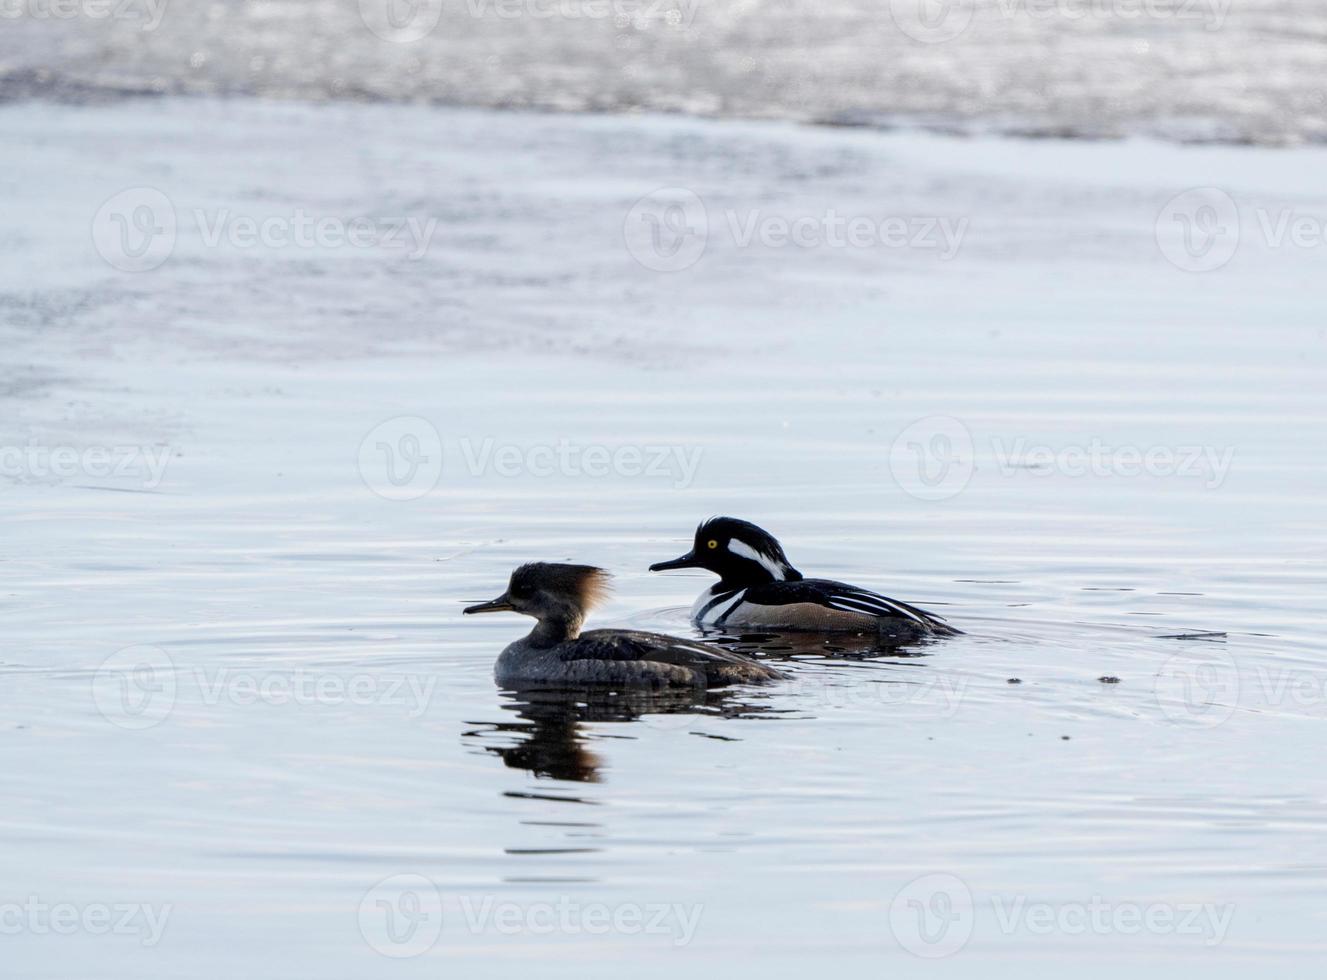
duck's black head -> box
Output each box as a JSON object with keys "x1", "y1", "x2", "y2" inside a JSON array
[
  {"x1": 464, "y1": 562, "x2": 612, "y2": 623},
  {"x1": 649, "y1": 517, "x2": 802, "y2": 587}
]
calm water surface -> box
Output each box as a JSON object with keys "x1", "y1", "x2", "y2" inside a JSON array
[{"x1": 2, "y1": 99, "x2": 1326, "y2": 976}]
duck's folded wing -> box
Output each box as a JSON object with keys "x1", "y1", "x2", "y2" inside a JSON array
[
  {"x1": 563, "y1": 630, "x2": 767, "y2": 667},
  {"x1": 744, "y1": 579, "x2": 960, "y2": 634},
  {"x1": 562, "y1": 630, "x2": 784, "y2": 686}
]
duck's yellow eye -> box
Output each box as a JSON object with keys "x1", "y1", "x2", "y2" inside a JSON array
[{"x1": 707, "y1": 539, "x2": 719, "y2": 550}]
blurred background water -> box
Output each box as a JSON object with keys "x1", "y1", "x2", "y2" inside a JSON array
[
  {"x1": 3, "y1": 0, "x2": 1327, "y2": 144},
  {"x1": 3, "y1": 4, "x2": 1327, "y2": 978}
]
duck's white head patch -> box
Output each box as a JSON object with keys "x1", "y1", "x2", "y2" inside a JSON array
[{"x1": 729, "y1": 539, "x2": 791, "y2": 581}]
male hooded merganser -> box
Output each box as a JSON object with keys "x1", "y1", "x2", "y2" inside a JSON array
[
  {"x1": 649, "y1": 517, "x2": 960, "y2": 640},
  {"x1": 464, "y1": 562, "x2": 784, "y2": 689}
]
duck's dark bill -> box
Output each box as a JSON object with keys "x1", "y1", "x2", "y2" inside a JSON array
[
  {"x1": 649, "y1": 551, "x2": 700, "y2": 572},
  {"x1": 464, "y1": 595, "x2": 514, "y2": 614}
]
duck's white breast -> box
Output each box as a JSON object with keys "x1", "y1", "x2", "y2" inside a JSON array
[{"x1": 692, "y1": 587, "x2": 748, "y2": 625}]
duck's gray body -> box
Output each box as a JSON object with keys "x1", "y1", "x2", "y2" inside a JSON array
[{"x1": 495, "y1": 627, "x2": 784, "y2": 690}]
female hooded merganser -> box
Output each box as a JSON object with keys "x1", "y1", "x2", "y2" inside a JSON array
[
  {"x1": 464, "y1": 562, "x2": 785, "y2": 690},
  {"x1": 649, "y1": 517, "x2": 960, "y2": 640}
]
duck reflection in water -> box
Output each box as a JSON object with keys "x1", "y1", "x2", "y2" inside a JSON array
[
  {"x1": 702, "y1": 628, "x2": 939, "y2": 660},
  {"x1": 467, "y1": 686, "x2": 785, "y2": 783}
]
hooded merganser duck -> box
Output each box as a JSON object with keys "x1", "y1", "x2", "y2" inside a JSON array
[
  {"x1": 649, "y1": 517, "x2": 960, "y2": 640},
  {"x1": 464, "y1": 562, "x2": 785, "y2": 690}
]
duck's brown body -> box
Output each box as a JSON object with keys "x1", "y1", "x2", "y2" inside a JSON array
[
  {"x1": 466, "y1": 562, "x2": 784, "y2": 691},
  {"x1": 495, "y1": 628, "x2": 783, "y2": 690}
]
